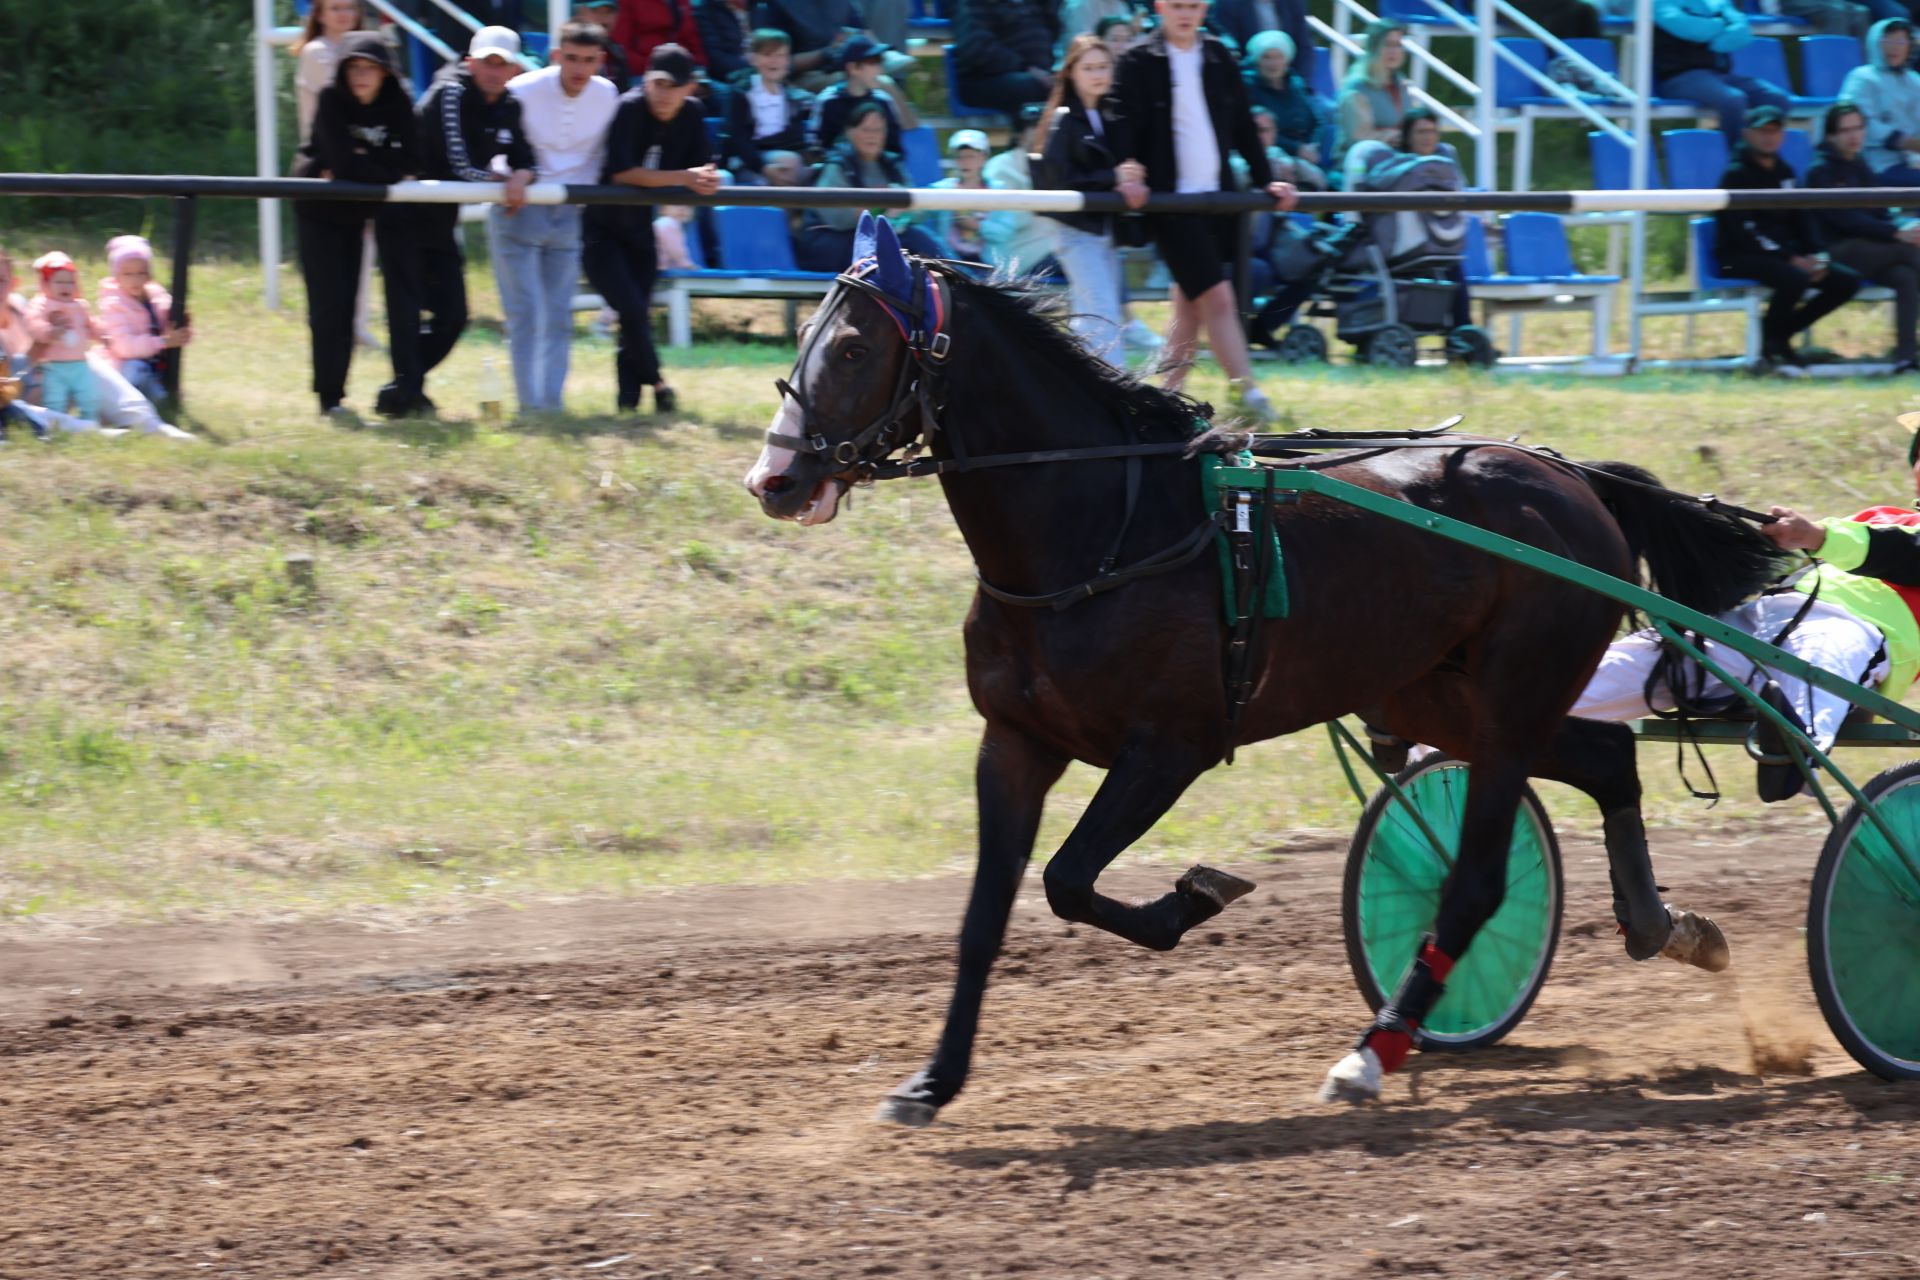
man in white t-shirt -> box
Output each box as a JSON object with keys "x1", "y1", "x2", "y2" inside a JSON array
[
  {"x1": 1116, "y1": 0, "x2": 1296, "y2": 422},
  {"x1": 497, "y1": 21, "x2": 622, "y2": 413}
]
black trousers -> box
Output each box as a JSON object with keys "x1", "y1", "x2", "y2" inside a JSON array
[
  {"x1": 1827, "y1": 237, "x2": 1920, "y2": 363},
  {"x1": 1720, "y1": 251, "x2": 1863, "y2": 347},
  {"x1": 582, "y1": 215, "x2": 661, "y2": 409},
  {"x1": 296, "y1": 205, "x2": 374, "y2": 412},
  {"x1": 956, "y1": 70, "x2": 1051, "y2": 120},
  {"x1": 382, "y1": 208, "x2": 468, "y2": 405}
]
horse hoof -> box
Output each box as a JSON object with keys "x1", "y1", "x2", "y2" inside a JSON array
[
  {"x1": 1176, "y1": 865, "x2": 1257, "y2": 911},
  {"x1": 874, "y1": 1096, "x2": 938, "y2": 1128},
  {"x1": 1318, "y1": 1047, "x2": 1383, "y2": 1105},
  {"x1": 1660, "y1": 907, "x2": 1731, "y2": 973}
]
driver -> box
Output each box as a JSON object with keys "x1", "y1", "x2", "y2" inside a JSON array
[{"x1": 1569, "y1": 414, "x2": 1920, "y2": 800}]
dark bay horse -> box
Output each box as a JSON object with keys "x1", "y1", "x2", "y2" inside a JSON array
[{"x1": 744, "y1": 216, "x2": 1780, "y2": 1119}]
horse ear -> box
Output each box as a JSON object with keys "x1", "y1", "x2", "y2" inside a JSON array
[
  {"x1": 851, "y1": 210, "x2": 879, "y2": 266},
  {"x1": 870, "y1": 215, "x2": 913, "y2": 300}
]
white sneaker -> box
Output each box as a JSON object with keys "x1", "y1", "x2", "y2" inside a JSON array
[{"x1": 1121, "y1": 318, "x2": 1165, "y2": 350}]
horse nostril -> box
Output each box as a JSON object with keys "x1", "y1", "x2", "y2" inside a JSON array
[{"x1": 761, "y1": 475, "x2": 794, "y2": 495}]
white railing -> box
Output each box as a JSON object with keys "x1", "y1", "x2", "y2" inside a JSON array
[{"x1": 1307, "y1": 16, "x2": 1482, "y2": 139}]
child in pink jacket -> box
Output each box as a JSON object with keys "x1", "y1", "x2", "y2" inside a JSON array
[
  {"x1": 97, "y1": 235, "x2": 191, "y2": 405},
  {"x1": 26, "y1": 252, "x2": 98, "y2": 421}
]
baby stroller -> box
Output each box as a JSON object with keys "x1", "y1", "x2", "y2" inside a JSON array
[{"x1": 1251, "y1": 141, "x2": 1494, "y2": 368}]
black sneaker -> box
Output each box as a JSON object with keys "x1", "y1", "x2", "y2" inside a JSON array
[
  {"x1": 1752, "y1": 680, "x2": 1808, "y2": 803},
  {"x1": 1761, "y1": 342, "x2": 1806, "y2": 369},
  {"x1": 653, "y1": 385, "x2": 677, "y2": 415}
]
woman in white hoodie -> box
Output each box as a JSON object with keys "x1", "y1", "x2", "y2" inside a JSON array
[{"x1": 1841, "y1": 18, "x2": 1920, "y2": 189}]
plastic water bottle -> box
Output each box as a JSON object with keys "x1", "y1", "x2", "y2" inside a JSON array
[{"x1": 479, "y1": 355, "x2": 503, "y2": 424}]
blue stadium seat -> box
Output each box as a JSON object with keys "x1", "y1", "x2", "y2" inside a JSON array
[
  {"x1": 1562, "y1": 37, "x2": 1691, "y2": 107},
  {"x1": 1799, "y1": 34, "x2": 1865, "y2": 101},
  {"x1": 900, "y1": 126, "x2": 943, "y2": 187},
  {"x1": 702, "y1": 116, "x2": 724, "y2": 159},
  {"x1": 1308, "y1": 44, "x2": 1335, "y2": 101},
  {"x1": 1494, "y1": 37, "x2": 1553, "y2": 108},
  {"x1": 1588, "y1": 130, "x2": 1664, "y2": 190},
  {"x1": 1662, "y1": 128, "x2": 1729, "y2": 189},
  {"x1": 1463, "y1": 215, "x2": 1507, "y2": 281},
  {"x1": 943, "y1": 46, "x2": 1001, "y2": 120},
  {"x1": 1732, "y1": 34, "x2": 1833, "y2": 110},
  {"x1": 1503, "y1": 212, "x2": 1619, "y2": 283},
  {"x1": 713, "y1": 206, "x2": 802, "y2": 272},
  {"x1": 1781, "y1": 126, "x2": 1813, "y2": 179},
  {"x1": 1692, "y1": 216, "x2": 1760, "y2": 290},
  {"x1": 523, "y1": 31, "x2": 550, "y2": 62},
  {"x1": 1378, "y1": 0, "x2": 1475, "y2": 29}
]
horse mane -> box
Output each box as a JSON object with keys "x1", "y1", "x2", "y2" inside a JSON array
[{"x1": 942, "y1": 269, "x2": 1211, "y2": 442}]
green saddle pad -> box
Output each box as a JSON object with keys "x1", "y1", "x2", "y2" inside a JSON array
[{"x1": 1198, "y1": 451, "x2": 1290, "y2": 625}]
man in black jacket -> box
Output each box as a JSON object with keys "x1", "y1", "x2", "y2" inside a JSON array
[
  {"x1": 388, "y1": 26, "x2": 536, "y2": 418},
  {"x1": 1807, "y1": 100, "x2": 1920, "y2": 371},
  {"x1": 1117, "y1": 0, "x2": 1295, "y2": 421},
  {"x1": 1715, "y1": 104, "x2": 1862, "y2": 370},
  {"x1": 952, "y1": 0, "x2": 1058, "y2": 117}
]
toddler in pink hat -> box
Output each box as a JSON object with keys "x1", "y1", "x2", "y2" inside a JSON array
[
  {"x1": 25, "y1": 252, "x2": 98, "y2": 420},
  {"x1": 98, "y1": 235, "x2": 191, "y2": 405}
]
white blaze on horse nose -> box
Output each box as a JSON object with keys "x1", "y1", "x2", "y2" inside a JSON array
[{"x1": 745, "y1": 398, "x2": 805, "y2": 498}]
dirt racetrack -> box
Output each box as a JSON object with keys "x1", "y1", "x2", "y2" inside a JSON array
[{"x1": 4, "y1": 824, "x2": 1919, "y2": 1279}]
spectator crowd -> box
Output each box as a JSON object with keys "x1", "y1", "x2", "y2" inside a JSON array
[{"x1": 249, "y1": 0, "x2": 1920, "y2": 433}]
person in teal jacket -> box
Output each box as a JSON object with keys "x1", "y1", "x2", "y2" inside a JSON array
[{"x1": 1569, "y1": 416, "x2": 1920, "y2": 800}]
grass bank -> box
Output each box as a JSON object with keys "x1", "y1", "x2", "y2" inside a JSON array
[{"x1": 0, "y1": 258, "x2": 1909, "y2": 923}]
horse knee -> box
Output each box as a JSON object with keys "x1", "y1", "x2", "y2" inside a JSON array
[{"x1": 1041, "y1": 862, "x2": 1092, "y2": 922}]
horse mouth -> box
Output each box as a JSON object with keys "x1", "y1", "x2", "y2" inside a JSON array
[{"x1": 798, "y1": 477, "x2": 848, "y2": 526}]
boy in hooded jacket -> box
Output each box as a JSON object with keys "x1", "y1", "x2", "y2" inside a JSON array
[{"x1": 1840, "y1": 17, "x2": 1920, "y2": 189}]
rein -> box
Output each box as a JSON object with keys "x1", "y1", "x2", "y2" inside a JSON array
[{"x1": 765, "y1": 255, "x2": 1779, "y2": 618}]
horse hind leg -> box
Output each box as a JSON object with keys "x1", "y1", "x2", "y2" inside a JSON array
[
  {"x1": 1039, "y1": 741, "x2": 1255, "y2": 953},
  {"x1": 1535, "y1": 716, "x2": 1729, "y2": 973}
]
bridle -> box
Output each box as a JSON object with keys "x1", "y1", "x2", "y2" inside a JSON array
[{"x1": 763, "y1": 254, "x2": 960, "y2": 486}]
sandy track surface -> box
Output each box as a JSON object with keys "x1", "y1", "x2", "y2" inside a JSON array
[{"x1": 4, "y1": 829, "x2": 1918, "y2": 1278}]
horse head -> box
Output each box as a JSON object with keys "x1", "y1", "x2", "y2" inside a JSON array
[{"x1": 744, "y1": 213, "x2": 945, "y2": 525}]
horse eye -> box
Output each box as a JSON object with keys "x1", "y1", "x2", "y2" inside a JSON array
[{"x1": 843, "y1": 344, "x2": 869, "y2": 361}]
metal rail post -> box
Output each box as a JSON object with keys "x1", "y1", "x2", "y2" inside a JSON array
[
  {"x1": 255, "y1": 0, "x2": 281, "y2": 312},
  {"x1": 164, "y1": 196, "x2": 198, "y2": 412}
]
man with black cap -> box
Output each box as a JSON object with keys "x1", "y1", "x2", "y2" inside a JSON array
[
  {"x1": 388, "y1": 25, "x2": 536, "y2": 418},
  {"x1": 807, "y1": 35, "x2": 914, "y2": 155},
  {"x1": 1715, "y1": 102, "x2": 1862, "y2": 371},
  {"x1": 583, "y1": 43, "x2": 721, "y2": 414},
  {"x1": 1572, "y1": 415, "x2": 1920, "y2": 803}
]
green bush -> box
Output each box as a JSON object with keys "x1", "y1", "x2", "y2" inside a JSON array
[{"x1": 0, "y1": 0, "x2": 265, "y2": 250}]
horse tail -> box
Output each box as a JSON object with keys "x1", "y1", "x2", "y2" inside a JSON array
[{"x1": 1578, "y1": 460, "x2": 1791, "y2": 618}]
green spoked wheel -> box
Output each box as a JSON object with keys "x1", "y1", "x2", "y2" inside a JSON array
[
  {"x1": 1807, "y1": 760, "x2": 1920, "y2": 1081},
  {"x1": 1343, "y1": 755, "x2": 1564, "y2": 1050}
]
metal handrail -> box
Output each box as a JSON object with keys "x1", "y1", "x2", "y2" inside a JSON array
[
  {"x1": 363, "y1": 0, "x2": 458, "y2": 62},
  {"x1": 420, "y1": 0, "x2": 545, "y2": 71},
  {"x1": 1307, "y1": 16, "x2": 1481, "y2": 138},
  {"x1": 1319, "y1": 0, "x2": 1481, "y2": 100},
  {"x1": 1489, "y1": 36, "x2": 1631, "y2": 144}
]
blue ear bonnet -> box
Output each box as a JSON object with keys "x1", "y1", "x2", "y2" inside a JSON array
[{"x1": 846, "y1": 212, "x2": 947, "y2": 354}]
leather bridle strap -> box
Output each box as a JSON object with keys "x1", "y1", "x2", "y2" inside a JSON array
[{"x1": 975, "y1": 510, "x2": 1229, "y2": 611}]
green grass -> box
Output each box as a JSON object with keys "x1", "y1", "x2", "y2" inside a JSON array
[{"x1": 0, "y1": 254, "x2": 1909, "y2": 923}]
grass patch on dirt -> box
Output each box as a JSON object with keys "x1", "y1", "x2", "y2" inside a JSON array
[{"x1": 0, "y1": 254, "x2": 1913, "y2": 922}]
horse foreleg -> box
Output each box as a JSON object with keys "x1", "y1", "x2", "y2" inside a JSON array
[
  {"x1": 1535, "y1": 717, "x2": 1729, "y2": 972},
  {"x1": 1039, "y1": 741, "x2": 1251, "y2": 952},
  {"x1": 877, "y1": 723, "x2": 1066, "y2": 1128},
  {"x1": 1323, "y1": 761, "x2": 1528, "y2": 1104}
]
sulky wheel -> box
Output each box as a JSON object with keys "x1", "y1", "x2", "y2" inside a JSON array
[
  {"x1": 1274, "y1": 323, "x2": 1330, "y2": 365},
  {"x1": 1807, "y1": 759, "x2": 1920, "y2": 1081},
  {"x1": 1362, "y1": 323, "x2": 1418, "y2": 369},
  {"x1": 1342, "y1": 755, "x2": 1564, "y2": 1050}
]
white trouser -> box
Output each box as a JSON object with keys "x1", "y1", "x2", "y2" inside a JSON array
[{"x1": 1570, "y1": 593, "x2": 1891, "y2": 751}]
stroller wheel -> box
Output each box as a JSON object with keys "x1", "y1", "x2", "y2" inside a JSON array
[
  {"x1": 1275, "y1": 324, "x2": 1329, "y2": 366},
  {"x1": 1362, "y1": 324, "x2": 1418, "y2": 369},
  {"x1": 1447, "y1": 324, "x2": 1497, "y2": 369}
]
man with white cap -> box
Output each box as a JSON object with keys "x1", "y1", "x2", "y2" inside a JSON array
[
  {"x1": 499, "y1": 21, "x2": 621, "y2": 414},
  {"x1": 384, "y1": 24, "x2": 536, "y2": 418}
]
